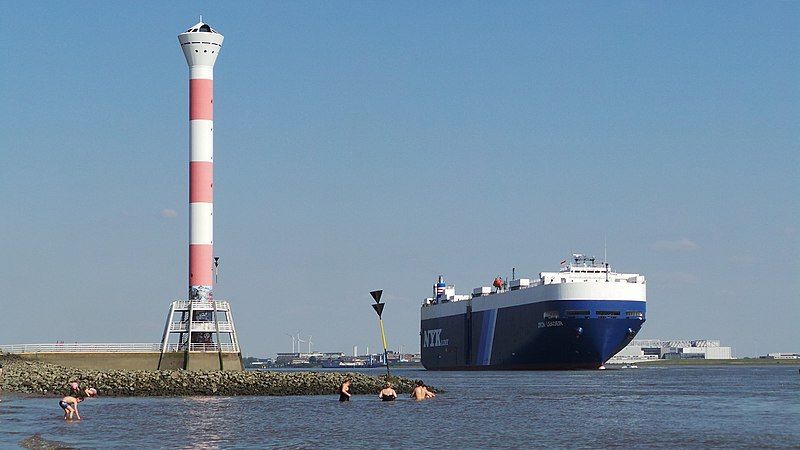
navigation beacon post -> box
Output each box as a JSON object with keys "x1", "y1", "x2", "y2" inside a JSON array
[
  {"x1": 370, "y1": 290, "x2": 391, "y2": 379},
  {"x1": 158, "y1": 20, "x2": 241, "y2": 370}
]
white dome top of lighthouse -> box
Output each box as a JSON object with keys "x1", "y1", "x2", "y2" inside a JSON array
[
  {"x1": 182, "y1": 21, "x2": 220, "y2": 35},
  {"x1": 178, "y1": 20, "x2": 224, "y2": 67}
]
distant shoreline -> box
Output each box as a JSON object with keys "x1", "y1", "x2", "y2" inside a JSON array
[
  {"x1": 612, "y1": 359, "x2": 800, "y2": 366},
  {"x1": 247, "y1": 363, "x2": 425, "y2": 370}
]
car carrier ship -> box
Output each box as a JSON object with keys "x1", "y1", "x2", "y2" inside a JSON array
[{"x1": 420, "y1": 254, "x2": 646, "y2": 370}]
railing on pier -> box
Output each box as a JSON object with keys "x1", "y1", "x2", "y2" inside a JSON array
[
  {"x1": 167, "y1": 321, "x2": 235, "y2": 333},
  {"x1": 0, "y1": 342, "x2": 240, "y2": 354},
  {"x1": 171, "y1": 300, "x2": 231, "y2": 311},
  {"x1": 183, "y1": 343, "x2": 239, "y2": 352}
]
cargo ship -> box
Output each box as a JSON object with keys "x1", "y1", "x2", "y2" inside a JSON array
[{"x1": 420, "y1": 254, "x2": 646, "y2": 370}]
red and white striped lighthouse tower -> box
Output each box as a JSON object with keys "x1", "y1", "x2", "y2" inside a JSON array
[
  {"x1": 159, "y1": 20, "x2": 240, "y2": 369},
  {"x1": 178, "y1": 21, "x2": 223, "y2": 301}
]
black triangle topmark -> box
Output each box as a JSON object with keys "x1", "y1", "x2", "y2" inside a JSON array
[
  {"x1": 372, "y1": 303, "x2": 385, "y2": 317},
  {"x1": 370, "y1": 290, "x2": 383, "y2": 303}
]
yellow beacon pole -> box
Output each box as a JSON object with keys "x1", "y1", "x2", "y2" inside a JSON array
[
  {"x1": 370, "y1": 290, "x2": 391, "y2": 379},
  {"x1": 379, "y1": 318, "x2": 388, "y2": 352}
]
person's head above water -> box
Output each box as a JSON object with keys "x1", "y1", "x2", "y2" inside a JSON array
[
  {"x1": 384, "y1": 382, "x2": 392, "y2": 388},
  {"x1": 416, "y1": 380, "x2": 425, "y2": 387},
  {"x1": 83, "y1": 387, "x2": 98, "y2": 398}
]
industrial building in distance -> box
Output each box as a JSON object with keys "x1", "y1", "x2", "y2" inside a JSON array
[
  {"x1": 759, "y1": 352, "x2": 799, "y2": 360},
  {"x1": 609, "y1": 339, "x2": 733, "y2": 364},
  {"x1": 246, "y1": 351, "x2": 422, "y2": 369}
]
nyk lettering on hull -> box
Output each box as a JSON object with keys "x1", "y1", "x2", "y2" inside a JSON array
[{"x1": 423, "y1": 329, "x2": 449, "y2": 348}]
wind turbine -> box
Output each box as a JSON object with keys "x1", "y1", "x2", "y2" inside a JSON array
[
  {"x1": 285, "y1": 333, "x2": 296, "y2": 353},
  {"x1": 307, "y1": 335, "x2": 313, "y2": 354},
  {"x1": 297, "y1": 333, "x2": 306, "y2": 355}
]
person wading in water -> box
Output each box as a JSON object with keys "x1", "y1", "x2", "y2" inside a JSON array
[
  {"x1": 58, "y1": 388, "x2": 97, "y2": 420},
  {"x1": 338, "y1": 378, "x2": 352, "y2": 402},
  {"x1": 411, "y1": 380, "x2": 436, "y2": 400},
  {"x1": 378, "y1": 382, "x2": 397, "y2": 402}
]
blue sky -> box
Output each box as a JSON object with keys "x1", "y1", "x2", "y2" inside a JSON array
[{"x1": 1, "y1": 2, "x2": 797, "y2": 357}]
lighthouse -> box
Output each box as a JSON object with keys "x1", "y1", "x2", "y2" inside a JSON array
[
  {"x1": 179, "y1": 21, "x2": 222, "y2": 301},
  {"x1": 159, "y1": 20, "x2": 241, "y2": 370}
]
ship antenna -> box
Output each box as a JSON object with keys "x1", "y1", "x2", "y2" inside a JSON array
[
  {"x1": 512, "y1": 267, "x2": 515, "y2": 280},
  {"x1": 604, "y1": 236, "x2": 609, "y2": 282}
]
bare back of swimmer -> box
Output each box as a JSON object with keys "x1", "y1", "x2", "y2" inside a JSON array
[
  {"x1": 411, "y1": 380, "x2": 436, "y2": 400},
  {"x1": 59, "y1": 396, "x2": 82, "y2": 420}
]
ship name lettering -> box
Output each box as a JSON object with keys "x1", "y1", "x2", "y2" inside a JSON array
[
  {"x1": 539, "y1": 321, "x2": 564, "y2": 328},
  {"x1": 423, "y1": 329, "x2": 448, "y2": 348}
]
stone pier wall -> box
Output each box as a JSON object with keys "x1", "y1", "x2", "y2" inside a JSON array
[
  {"x1": 0, "y1": 355, "x2": 423, "y2": 397},
  {"x1": 12, "y1": 352, "x2": 243, "y2": 371}
]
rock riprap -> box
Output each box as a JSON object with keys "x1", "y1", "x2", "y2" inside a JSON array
[{"x1": 0, "y1": 355, "x2": 425, "y2": 397}]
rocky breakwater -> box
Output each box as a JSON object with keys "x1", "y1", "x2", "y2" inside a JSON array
[{"x1": 0, "y1": 355, "x2": 425, "y2": 397}]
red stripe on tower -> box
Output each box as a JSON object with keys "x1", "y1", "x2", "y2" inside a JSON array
[
  {"x1": 189, "y1": 79, "x2": 213, "y2": 120},
  {"x1": 189, "y1": 162, "x2": 213, "y2": 203},
  {"x1": 189, "y1": 244, "x2": 214, "y2": 286}
]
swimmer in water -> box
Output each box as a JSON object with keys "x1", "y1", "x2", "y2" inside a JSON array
[
  {"x1": 378, "y1": 382, "x2": 397, "y2": 402},
  {"x1": 59, "y1": 396, "x2": 82, "y2": 420},
  {"x1": 338, "y1": 378, "x2": 352, "y2": 402},
  {"x1": 59, "y1": 388, "x2": 97, "y2": 420},
  {"x1": 411, "y1": 380, "x2": 436, "y2": 400}
]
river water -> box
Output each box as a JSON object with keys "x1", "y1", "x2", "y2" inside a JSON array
[{"x1": 1, "y1": 365, "x2": 798, "y2": 449}]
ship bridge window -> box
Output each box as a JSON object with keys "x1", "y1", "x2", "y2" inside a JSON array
[
  {"x1": 565, "y1": 310, "x2": 590, "y2": 317},
  {"x1": 596, "y1": 310, "x2": 620, "y2": 318}
]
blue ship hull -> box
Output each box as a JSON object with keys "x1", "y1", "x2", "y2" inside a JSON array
[{"x1": 421, "y1": 299, "x2": 646, "y2": 370}]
